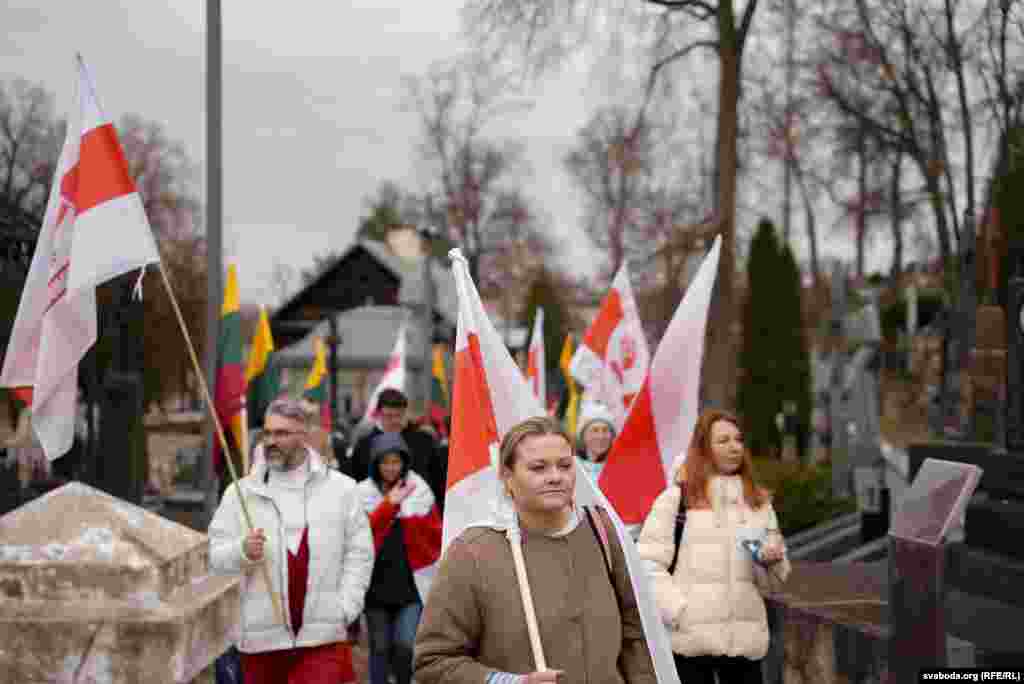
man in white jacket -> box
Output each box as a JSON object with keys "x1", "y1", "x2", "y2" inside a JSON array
[{"x1": 209, "y1": 397, "x2": 374, "y2": 684}]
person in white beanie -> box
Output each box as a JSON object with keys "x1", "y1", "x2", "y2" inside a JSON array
[{"x1": 576, "y1": 401, "x2": 617, "y2": 482}]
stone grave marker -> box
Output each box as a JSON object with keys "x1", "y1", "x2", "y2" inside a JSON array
[
  {"x1": 888, "y1": 457, "x2": 983, "y2": 681},
  {"x1": 0, "y1": 482, "x2": 240, "y2": 683}
]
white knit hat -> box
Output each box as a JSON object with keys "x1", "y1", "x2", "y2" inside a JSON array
[{"x1": 577, "y1": 401, "x2": 616, "y2": 441}]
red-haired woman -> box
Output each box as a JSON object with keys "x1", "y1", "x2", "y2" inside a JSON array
[{"x1": 637, "y1": 409, "x2": 790, "y2": 684}]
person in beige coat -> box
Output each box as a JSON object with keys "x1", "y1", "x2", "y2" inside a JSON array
[
  {"x1": 638, "y1": 409, "x2": 790, "y2": 684},
  {"x1": 414, "y1": 415, "x2": 656, "y2": 684}
]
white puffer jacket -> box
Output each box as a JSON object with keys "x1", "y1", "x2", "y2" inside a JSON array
[
  {"x1": 209, "y1": 448, "x2": 374, "y2": 654},
  {"x1": 637, "y1": 477, "x2": 790, "y2": 660}
]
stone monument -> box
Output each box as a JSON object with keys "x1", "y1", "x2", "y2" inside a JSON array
[
  {"x1": 0, "y1": 482, "x2": 240, "y2": 683},
  {"x1": 888, "y1": 457, "x2": 982, "y2": 681}
]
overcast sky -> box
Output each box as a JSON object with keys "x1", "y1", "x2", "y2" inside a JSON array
[
  {"x1": 3, "y1": 0, "x2": 607, "y2": 305},
  {"x1": 5, "y1": 1, "x2": 902, "y2": 309}
]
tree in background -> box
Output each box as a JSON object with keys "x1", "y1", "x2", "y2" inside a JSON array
[
  {"x1": 462, "y1": 0, "x2": 765, "y2": 410},
  {"x1": 403, "y1": 57, "x2": 533, "y2": 283},
  {"x1": 118, "y1": 114, "x2": 205, "y2": 411},
  {"x1": 0, "y1": 78, "x2": 63, "y2": 220},
  {"x1": 520, "y1": 267, "x2": 572, "y2": 400},
  {"x1": 776, "y1": 241, "x2": 812, "y2": 460},
  {"x1": 564, "y1": 106, "x2": 657, "y2": 277},
  {"x1": 737, "y1": 218, "x2": 784, "y2": 457}
]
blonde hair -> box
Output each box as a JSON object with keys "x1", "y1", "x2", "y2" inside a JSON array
[{"x1": 499, "y1": 415, "x2": 574, "y2": 470}]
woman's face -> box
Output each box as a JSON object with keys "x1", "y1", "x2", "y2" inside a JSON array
[
  {"x1": 709, "y1": 419, "x2": 744, "y2": 475},
  {"x1": 582, "y1": 421, "x2": 614, "y2": 461},
  {"x1": 378, "y1": 453, "x2": 404, "y2": 486},
  {"x1": 503, "y1": 433, "x2": 576, "y2": 515}
]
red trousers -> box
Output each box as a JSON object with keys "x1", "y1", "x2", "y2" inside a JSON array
[{"x1": 242, "y1": 642, "x2": 355, "y2": 684}]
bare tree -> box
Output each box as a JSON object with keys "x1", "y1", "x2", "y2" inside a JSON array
[
  {"x1": 0, "y1": 79, "x2": 63, "y2": 220},
  {"x1": 119, "y1": 114, "x2": 202, "y2": 241},
  {"x1": 403, "y1": 57, "x2": 532, "y2": 283},
  {"x1": 564, "y1": 106, "x2": 658, "y2": 276},
  {"x1": 463, "y1": 0, "x2": 763, "y2": 407},
  {"x1": 117, "y1": 115, "x2": 205, "y2": 409},
  {"x1": 814, "y1": 0, "x2": 989, "y2": 268}
]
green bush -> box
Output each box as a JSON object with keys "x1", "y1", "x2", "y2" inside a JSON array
[{"x1": 754, "y1": 458, "x2": 856, "y2": 536}]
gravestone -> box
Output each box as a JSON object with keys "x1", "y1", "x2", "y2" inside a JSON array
[
  {"x1": 0, "y1": 482, "x2": 240, "y2": 683},
  {"x1": 888, "y1": 457, "x2": 982, "y2": 681},
  {"x1": 830, "y1": 288, "x2": 884, "y2": 501}
]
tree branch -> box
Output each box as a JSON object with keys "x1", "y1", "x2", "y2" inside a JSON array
[{"x1": 738, "y1": 0, "x2": 760, "y2": 47}]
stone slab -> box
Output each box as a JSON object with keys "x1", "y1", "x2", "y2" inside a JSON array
[{"x1": 0, "y1": 482, "x2": 240, "y2": 683}]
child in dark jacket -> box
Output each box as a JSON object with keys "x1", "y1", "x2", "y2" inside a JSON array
[{"x1": 355, "y1": 431, "x2": 442, "y2": 684}]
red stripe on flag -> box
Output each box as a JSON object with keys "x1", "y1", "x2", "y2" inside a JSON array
[
  {"x1": 448, "y1": 334, "x2": 499, "y2": 490},
  {"x1": 582, "y1": 289, "x2": 624, "y2": 358},
  {"x1": 598, "y1": 380, "x2": 667, "y2": 524},
  {"x1": 76, "y1": 123, "x2": 137, "y2": 215}
]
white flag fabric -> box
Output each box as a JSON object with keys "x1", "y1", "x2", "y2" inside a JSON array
[
  {"x1": 0, "y1": 56, "x2": 160, "y2": 460},
  {"x1": 361, "y1": 322, "x2": 407, "y2": 425},
  {"x1": 569, "y1": 264, "x2": 650, "y2": 428},
  {"x1": 600, "y1": 236, "x2": 722, "y2": 525},
  {"x1": 444, "y1": 248, "x2": 680, "y2": 684},
  {"x1": 525, "y1": 307, "x2": 545, "y2": 404}
]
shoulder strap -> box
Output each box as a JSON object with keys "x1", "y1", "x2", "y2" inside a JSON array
[
  {"x1": 584, "y1": 506, "x2": 613, "y2": 578},
  {"x1": 667, "y1": 483, "x2": 687, "y2": 576}
]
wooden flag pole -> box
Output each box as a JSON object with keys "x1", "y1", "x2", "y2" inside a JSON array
[
  {"x1": 506, "y1": 525, "x2": 548, "y2": 671},
  {"x1": 155, "y1": 259, "x2": 286, "y2": 628}
]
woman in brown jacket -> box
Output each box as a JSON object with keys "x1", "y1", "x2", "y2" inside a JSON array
[{"x1": 413, "y1": 416, "x2": 656, "y2": 684}]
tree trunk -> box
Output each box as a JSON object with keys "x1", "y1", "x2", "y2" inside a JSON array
[
  {"x1": 703, "y1": 36, "x2": 741, "y2": 410},
  {"x1": 889, "y1": 151, "x2": 904, "y2": 282},
  {"x1": 856, "y1": 120, "x2": 868, "y2": 278},
  {"x1": 795, "y1": 164, "x2": 820, "y2": 287}
]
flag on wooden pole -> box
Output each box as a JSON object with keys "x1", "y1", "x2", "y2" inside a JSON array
[
  {"x1": 445, "y1": 248, "x2": 680, "y2": 683},
  {"x1": 246, "y1": 306, "x2": 280, "y2": 429},
  {"x1": 213, "y1": 263, "x2": 247, "y2": 475},
  {"x1": 599, "y1": 237, "x2": 721, "y2": 525},
  {"x1": 302, "y1": 337, "x2": 331, "y2": 431},
  {"x1": 0, "y1": 55, "x2": 160, "y2": 460}
]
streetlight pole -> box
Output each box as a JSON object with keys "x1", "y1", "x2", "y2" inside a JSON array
[
  {"x1": 419, "y1": 225, "x2": 437, "y2": 415},
  {"x1": 202, "y1": 0, "x2": 223, "y2": 525}
]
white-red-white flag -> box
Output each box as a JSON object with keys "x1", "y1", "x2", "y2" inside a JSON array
[
  {"x1": 361, "y1": 322, "x2": 407, "y2": 425},
  {"x1": 0, "y1": 56, "x2": 160, "y2": 460},
  {"x1": 598, "y1": 236, "x2": 721, "y2": 525},
  {"x1": 569, "y1": 264, "x2": 650, "y2": 428},
  {"x1": 525, "y1": 308, "x2": 545, "y2": 403},
  {"x1": 445, "y1": 248, "x2": 680, "y2": 684}
]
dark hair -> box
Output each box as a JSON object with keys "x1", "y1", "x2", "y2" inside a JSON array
[
  {"x1": 678, "y1": 409, "x2": 768, "y2": 510},
  {"x1": 499, "y1": 415, "x2": 574, "y2": 470},
  {"x1": 378, "y1": 388, "x2": 408, "y2": 410},
  {"x1": 265, "y1": 398, "x2": 312, "y2": 428}
]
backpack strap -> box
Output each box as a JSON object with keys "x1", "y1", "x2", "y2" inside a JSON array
[
  {"x1": 666, "y1": 483, "x2": 687, "y2": 576},
  {"x1": 584, "y1": 506, "x2": 613, "y2": 578}
]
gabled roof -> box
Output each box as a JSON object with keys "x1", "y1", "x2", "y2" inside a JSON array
[{"x1": 271, "y1": 238, "x2": 455, "y2": 348}]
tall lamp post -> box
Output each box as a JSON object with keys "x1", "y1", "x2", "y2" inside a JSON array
[
  {"x1": 418, "y1": 224, "x2": 439, "y2": 415},
  {"x1": 202, "y1": 0, "x2": 223, "y2": 525}
]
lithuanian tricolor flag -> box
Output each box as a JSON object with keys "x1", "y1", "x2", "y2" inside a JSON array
[
  {"x1": 214, "y1": 263, "x2": 248, "y2": 476},
  {"x1": 246, "y1": 306, "x2": 280, "y2": 429},
  {"x1": 303, "y1": 337, "x2": 331, "y2": 431},
  {"x1": 559, "y1": 333, "x2": 580, "y2": 436},
  {"x1": 428, "y1": 346, "x2": 450, "y2": 437}
]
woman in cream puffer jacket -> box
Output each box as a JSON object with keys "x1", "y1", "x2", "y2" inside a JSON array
[{"x1": 638, "y1": 409, "x2": 790, "y2": 684}]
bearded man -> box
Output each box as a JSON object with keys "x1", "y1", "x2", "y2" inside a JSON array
[{"x1": 209, "y1": 397, "x2": 373, "y2": 684}]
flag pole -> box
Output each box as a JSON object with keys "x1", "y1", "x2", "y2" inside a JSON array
[
  {"x1": 506, "y1": 525, "x2": 548, "y2": 671},
  {"x1": 155, "y1": 258, "x2": 286, "y2": 628}
]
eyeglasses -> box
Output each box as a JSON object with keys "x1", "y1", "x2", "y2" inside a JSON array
[{"x1": 263, "y1": 429, "x2": 305, "y2": 440}]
